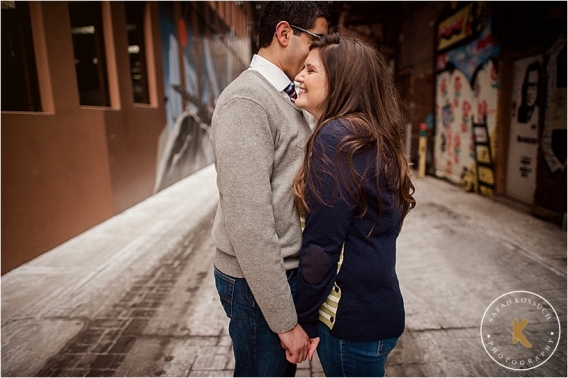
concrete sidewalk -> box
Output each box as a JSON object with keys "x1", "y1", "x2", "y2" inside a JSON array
[
  {"x1": 2, "y1": 165, "x2": 222, "y2": 377},
  {"x1": 2, "y1": 164, "x2": 566, "y2": 377},
  {"x1": 389, "y1": 175, "x2": 567, "y2": 376}
]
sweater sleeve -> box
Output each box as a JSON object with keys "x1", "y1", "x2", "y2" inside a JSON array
[
  {"x1": 294, "y1": 120, "x2": 354, "y2": 338},
  {"x1": 212, "y1": 97, "x2": 298, "y2": 333}
]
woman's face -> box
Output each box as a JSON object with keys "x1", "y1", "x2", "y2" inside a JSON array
[{"x1": 294, "y1": 48, "x2": 328, "y2": 120}]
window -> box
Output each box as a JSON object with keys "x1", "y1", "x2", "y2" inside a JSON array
[
  {"x1": 69, "y1": 1, "x2": 110, "y2": 106},
  {"x1": 1, "y1": 1, "x2": 42, "y2": 112},
  {"x1": 125, "y1": 1, "x2": 150, "y2": 104}
]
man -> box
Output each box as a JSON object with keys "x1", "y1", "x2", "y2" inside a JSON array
[{"x1": 210, "y1": 2, "x2": 329, "y2": 376}]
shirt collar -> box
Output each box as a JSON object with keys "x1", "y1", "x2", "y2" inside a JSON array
[{"x1": 248, "y1": 54, "x2": 292, "y2": 92}]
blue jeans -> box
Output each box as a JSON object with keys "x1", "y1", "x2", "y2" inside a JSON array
[
  {"x1": 214, "y1": 266, "x2": 297, "y2": 377},
  {"x1": 317, "y1": 321, "x2": 399, "y2": 377}
]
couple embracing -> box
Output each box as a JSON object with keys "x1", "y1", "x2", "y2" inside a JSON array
[{"x1": 210, "y1": 2, "x2": 415, "y2": 376}]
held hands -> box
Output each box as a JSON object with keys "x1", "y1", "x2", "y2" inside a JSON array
[
  {"x1": 277, "y1": 324, "x2": 310, "y2": 363},
  {"x1": 308, "y1": 337, "x2": 320, "y2": 361}
]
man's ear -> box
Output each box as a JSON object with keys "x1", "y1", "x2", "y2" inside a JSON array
[{"x1": 275, "y1": 21, "x2": 292, "y2": 46}]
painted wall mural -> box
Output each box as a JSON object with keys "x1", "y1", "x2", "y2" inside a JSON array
[
  {"x1": 434, "y1": 3, "x2": 500, "y2": 196},
  {"x1": 154, "y1": 2, "x2": 250, "y2": 192},
  {"x1": 506, "y1": 55, "x2": 543, "y2": 204},
  {"x1": 437, "y1": 1, "x2": 488, "y2": 52}
]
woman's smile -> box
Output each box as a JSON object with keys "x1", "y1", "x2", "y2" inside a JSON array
[{"x1": 294, "y1": 48, "x2": 328, "y2": 120}]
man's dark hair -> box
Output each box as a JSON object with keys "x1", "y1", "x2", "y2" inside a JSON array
[{"x1": 258, "y1": 1, "x2": 329, "y2": 48}]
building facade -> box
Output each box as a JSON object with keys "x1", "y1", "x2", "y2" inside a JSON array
[
  {"x1": 1, "y1": 1, "x2": 252, "y2": 273},
  {"x1": 2, "y1": 1, "x2": 566, "y2": 274}
]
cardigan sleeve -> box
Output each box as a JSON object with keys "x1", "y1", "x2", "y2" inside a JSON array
[
  {"x1": 294, "y1": 120, "x2": 354, "y2": 338},
  {"x1": 212, "y1": 97, "x2": 298, "y2": 333}
]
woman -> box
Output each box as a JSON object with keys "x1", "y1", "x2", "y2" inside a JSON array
[{"x1": 292, "y1": 34, "x2": 416, "y2": 376}]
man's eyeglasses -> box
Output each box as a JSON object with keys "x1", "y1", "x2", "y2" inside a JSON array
[{"x1": 290, "y1": 25, "x2": 323, "y2": 40}]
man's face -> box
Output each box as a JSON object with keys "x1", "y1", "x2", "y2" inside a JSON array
[
  {"x1": 285, "y1": 17, "x2": 328, "y2": 80},
  {"x1": 526, "y1": 70, "x2": 538, "y2": 107}
]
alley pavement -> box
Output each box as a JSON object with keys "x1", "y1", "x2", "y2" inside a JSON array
[{"x1": 2, "y1": 164, "x2": 566, "y2": 377}]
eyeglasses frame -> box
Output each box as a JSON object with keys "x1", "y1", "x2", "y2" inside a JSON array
[{"x1": 290, "y1": 24, "x2": 323, "y2": 40}]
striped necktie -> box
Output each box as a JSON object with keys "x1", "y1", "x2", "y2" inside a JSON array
[{"x1": 284, "y1": 82, "x2": 297, "y2": 103}]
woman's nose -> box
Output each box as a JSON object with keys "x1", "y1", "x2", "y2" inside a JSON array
[{"x1": 295, "y1": 71, "x2": 304, "y2": 83}]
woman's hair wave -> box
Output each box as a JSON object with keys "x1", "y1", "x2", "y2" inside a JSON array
[{"x1": 293, "y1": 34, "x2": 416, "y2": 232}]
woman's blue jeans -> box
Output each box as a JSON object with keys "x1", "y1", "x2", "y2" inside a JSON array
[
  {"x1": 317, "y1": 321, "x2": 399, "y2": 377},
  {"x1": 214, "y1": 266, "x2": 297, "y2": 377}
]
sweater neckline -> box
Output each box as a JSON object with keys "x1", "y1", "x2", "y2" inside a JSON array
[{"x1": 245, "y1": 70, "x2": 303, "y2": 113}]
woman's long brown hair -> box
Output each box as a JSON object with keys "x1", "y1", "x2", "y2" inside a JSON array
[{"x1": 293, "y1": 34, "x2": 416, "y2": 233}]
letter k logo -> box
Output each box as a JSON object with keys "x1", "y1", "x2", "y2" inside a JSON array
[{"x1": 512, "y1": 318, "x2": 532, "y2": 348}]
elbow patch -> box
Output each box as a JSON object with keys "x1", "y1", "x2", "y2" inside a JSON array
[{"x1": 302, "y1": 245, "x2": 329, "y2": 284}]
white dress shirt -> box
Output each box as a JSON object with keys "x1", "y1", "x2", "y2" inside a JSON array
[
  {"x1": 249, "y1": 54, "x2": 295, "y2": 102},
  {"x1": 248, "y1": 54, "x2": 316, "y2": 129}
]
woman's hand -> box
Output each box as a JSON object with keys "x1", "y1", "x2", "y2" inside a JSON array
[
  {"x1": 278, "y1": 324, "x2": 310, "y2": 363},
  {"x1": 308, "y1": 337, "x2": 320, "y2": 361}
]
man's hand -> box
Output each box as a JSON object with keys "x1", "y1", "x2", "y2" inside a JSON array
[
  {"x1": 278, "y1": 324, "x2": 310, "y2": 363},
  {"x1": 308, "y1": 337, "x2": 320, "y2": 361}
]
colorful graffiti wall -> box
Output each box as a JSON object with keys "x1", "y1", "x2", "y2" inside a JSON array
[
  {"x1": 434, "y1": 2, "x2": 500, "y2": 196},
  {"x1": 154, "y1": 2, "x2": 250, "y2": 192}
]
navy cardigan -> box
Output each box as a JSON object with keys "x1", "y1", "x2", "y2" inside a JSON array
[{"x1": 294, "y1": 119, "x2": 405, "y2": 342}]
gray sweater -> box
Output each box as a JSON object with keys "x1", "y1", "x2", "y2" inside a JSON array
[{"x1": 210, "y1": 70, "x2": 311, "y2": 333}]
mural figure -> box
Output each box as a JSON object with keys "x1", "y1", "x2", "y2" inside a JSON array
[
  {"x1": 154, "y1": 3, "x2": 250, "y2": 193},
  {"x1": 517, "y1": 61, "x2": 541, "y2": 124},
  {"x1": 506, "y1": 55, "x2": 542, "y2": 204}
]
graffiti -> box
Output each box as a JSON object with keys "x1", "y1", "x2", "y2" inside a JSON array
[
  {"x1": 505, "y1": 55, "x2": 543, "y2": 204},
  {"x1": 437, "y1": 2, "x2": 488, "y2": 52},
  {"x1": 520, "y1": 156, "x2": 532, "y2": 177},
  {"x1": 436, "y1": 15, "x2": 500, "y2": 84},
  {"x1": 438, "y1": 18, "x2": 464, "y2": 42},
  {"x1": 435, "y1": 59, "x2": 498, "y2": 191},
  {"x1": 435, "y1": 4, "x2": 499, "y2": 196},
  {"x1": 154, "y1": 2, "x2": 250, "y2": 192},
  {"x1": 442, "y1": 104, "x2": 453, "y2": 128},
  {"x1": 476, "y1": 33, "x2": 493, "y2": 50}
]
